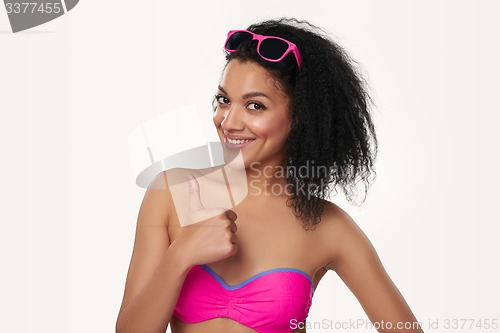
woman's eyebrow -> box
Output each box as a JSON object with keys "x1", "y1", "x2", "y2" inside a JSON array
[{"x1": 218, "y1": 85, "x2": 270, "y2": 100}]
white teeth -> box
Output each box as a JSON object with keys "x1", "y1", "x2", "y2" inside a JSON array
[{"x1": 227, "y1": 137, "x2": 253, "y2": 145}]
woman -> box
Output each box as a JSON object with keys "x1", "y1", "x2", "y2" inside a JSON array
[{"x1": 116, "y1": 18, "x2": 424, "y2": 333}]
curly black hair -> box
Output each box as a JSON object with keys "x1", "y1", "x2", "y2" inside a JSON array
[{"x1": 221, "y1": 18, "x2": 378, "y2": 230}]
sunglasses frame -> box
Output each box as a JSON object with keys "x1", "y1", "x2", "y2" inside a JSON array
[{"x1": 224, "y1": 30, "x2": 302, "y2": 68}]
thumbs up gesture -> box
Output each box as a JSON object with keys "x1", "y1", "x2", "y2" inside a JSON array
[{"x1": 171, "y1": 174, "x2": 239, "y2": 267}]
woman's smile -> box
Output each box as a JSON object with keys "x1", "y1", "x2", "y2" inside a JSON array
[{"x1": 223, "y1": 134, "x2": 256, "y2": 149}]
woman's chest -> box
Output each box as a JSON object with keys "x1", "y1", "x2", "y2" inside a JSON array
[{"x1": 167, "y1": 203, "x2": 331, "y2": 288}]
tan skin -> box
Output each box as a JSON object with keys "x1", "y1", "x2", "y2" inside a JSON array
[{"x1": 116, "y1": 60, "x2": 424, "y2": 333}]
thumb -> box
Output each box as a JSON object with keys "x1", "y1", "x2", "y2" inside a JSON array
[{"x1": 187, "y1": 174, "x2": 203, "y2": 210}]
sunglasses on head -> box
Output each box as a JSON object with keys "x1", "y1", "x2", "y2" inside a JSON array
[{"x1": 224, "y1": 30, "x2": 302, "y2": 68}]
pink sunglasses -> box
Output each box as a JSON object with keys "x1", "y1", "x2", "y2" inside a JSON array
[{"x1": 224, "y1": 30, "x2": 302, "y2": 68}]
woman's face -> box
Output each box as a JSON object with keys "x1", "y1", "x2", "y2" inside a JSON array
[{"x1": 213, "y1": 60, "x2": 292, "y2": 169}]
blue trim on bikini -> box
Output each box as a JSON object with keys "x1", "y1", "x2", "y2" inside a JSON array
[{"x1": 200, "y1": 264, "x2": 315, "y2": 294}]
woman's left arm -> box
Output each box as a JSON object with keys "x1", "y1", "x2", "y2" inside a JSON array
[{"x1": 325, "y1": 211, "x2": 424, "y2": 333}]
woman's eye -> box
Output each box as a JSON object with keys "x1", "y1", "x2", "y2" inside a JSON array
[
  {"x1": 216, "y1": 95, "x2": 230, "y2": 105},
  {"x1": 248, "y1": 102, "x2": 266, "y2": 111}
]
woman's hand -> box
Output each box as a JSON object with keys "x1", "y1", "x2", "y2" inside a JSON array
[{"x1": 170, "y1": 174, "x2": 239, "y2": 267}]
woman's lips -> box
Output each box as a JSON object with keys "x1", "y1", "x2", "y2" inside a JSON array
[{"x1": 223, "y1": 136, "x2": 255, "y2": 150}]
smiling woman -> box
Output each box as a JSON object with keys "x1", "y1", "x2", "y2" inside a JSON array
[{"x1": 116, "y1": 17, "x2": 425, "y2": 333}]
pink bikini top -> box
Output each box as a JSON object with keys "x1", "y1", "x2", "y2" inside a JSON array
[{"x1": 173, "y1": 264, "x2": 314, "y2": 333}]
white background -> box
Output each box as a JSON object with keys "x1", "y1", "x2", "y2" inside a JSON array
[{"x1": 1, "y1": 0, "x2": 499, "y2": 332}]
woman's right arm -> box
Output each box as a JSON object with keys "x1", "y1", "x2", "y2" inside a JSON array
[
  {"x1": 115, "y1": 173, "x2": 189, "y2": 333},
  {"x1": 115, "y1": 173, "x2": 239, "y2": 333}
]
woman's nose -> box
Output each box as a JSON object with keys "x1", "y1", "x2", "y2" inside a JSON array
[{"x1": 221, "y1": 106, "x2": 245, "y2": 131}]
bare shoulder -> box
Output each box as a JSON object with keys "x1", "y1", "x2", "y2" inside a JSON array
[
  {"x1": 313, "y1": 200, "x2": 424, "y2": 330},
  {"x1": 143, "y1": 171, "x2": 177, "y2": 228},
  {"x1": 315, "y1": 199, "x2": 371, "y2": 271}
]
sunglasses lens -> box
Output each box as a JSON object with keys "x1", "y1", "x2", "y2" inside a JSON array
[
  {"x1": 259, "y1": 38, "x2": 289, "y2": 60},
  {"x1": 225, "y1": 31, "x2": 253, "y2": 51}
]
